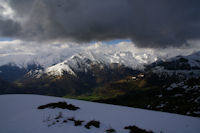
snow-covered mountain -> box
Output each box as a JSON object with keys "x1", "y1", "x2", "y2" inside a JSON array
[
  {"x1": 0, "y1": 42, "x2": 158, "y2": 68},
  {"x1": 1, "y1": 41, "x2": 199, "y2": 79},
  {"x1": 27, "y1": 50, "x2": 200, "y2": 79},
  {"x1": 30, "y1": 50, "x2": 156, "y2": 77},
  {"x1": 154, "y1": 51, "x2": 200, "y2": 69},
  {"x1": 149, "y1": 51, "x2": 200, "y2": 79},
  {"x1": 0, "y1": 42, "x2": 161, "y2": 79},
  {"x1": 0, "y1": 94, "x2": 200, "y2": 133}
]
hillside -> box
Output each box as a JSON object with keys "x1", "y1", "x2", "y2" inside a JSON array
[
  {"x1": 0, "y1": 94, "x2": 200, "y2": 133},
  {"x1": 91, "y1": 73, "x2": 200, "y2": 117}
]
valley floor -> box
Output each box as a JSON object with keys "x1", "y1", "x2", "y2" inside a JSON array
[{"x1": 0, "y1": 94, "x2": 199, "y2": 133}]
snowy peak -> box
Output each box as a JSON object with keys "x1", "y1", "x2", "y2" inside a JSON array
[
  {"x1": 40, "y1": 50, "x2": 155, "y2": 77},
  {"x1": 27, "y1": 50, "x2": 200, "y2": 78},
  {"x1": 0, "y1": 42, "x2": 159, "y2": 69},
  {"x1": 45, "y1": 62, "x2": 76, "y2": 76}
]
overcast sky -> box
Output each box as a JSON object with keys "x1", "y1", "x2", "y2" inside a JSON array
[{"x1": 0, "y1": 0, "x2": 200, "y2": 48}]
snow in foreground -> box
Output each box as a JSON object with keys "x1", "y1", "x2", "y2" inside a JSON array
[{"x1": 0, "y1": 94, "x2": 199, "y2": 133}]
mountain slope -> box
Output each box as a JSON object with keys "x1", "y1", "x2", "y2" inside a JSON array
[
  {"x1": 148, "y1": 51, "x2": 200, "y2": 78},
  {"x1": 0, "y1": 94, "x2": 200, "y2": 133},
  {"x1": 0, "y1": 64, "x2": 41, "y2": 81},
  {"x1": 20, "y1": 64, "x2": 140, "y2": 96}
]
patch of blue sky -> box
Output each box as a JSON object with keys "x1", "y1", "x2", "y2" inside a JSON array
[
  {"x1": 0, "y1": 37, "x2": 15, "y2": 41},
  {"x1": 103, "y1": 39, "x2": 131, "y2": 45},
  {"x1": 90, "y1": 39, "x2": 131, "y2": 45}
]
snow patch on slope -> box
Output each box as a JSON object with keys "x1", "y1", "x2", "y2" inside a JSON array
[{"x1": 0, "y1": 94, "x2": 200, "y2": 133}]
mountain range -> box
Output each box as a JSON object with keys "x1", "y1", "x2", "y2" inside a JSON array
[{"x1": 0, "y1": 49, "x2": 199, "y2": 117}]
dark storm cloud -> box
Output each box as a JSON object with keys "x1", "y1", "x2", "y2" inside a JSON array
[
  {"x1": 0, "y1": 17, "x2": 21, "y2": 37},
  {"x1": 4, "y1": 0, "x2": 200, "y2": 47}
]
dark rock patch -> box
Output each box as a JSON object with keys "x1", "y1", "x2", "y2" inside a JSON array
[
  {"x1": 106, "y1": 128, "x2": 116, "y2": 133},
  {"x1": 38, "y1": 101, "x2": 80, "y2": 111},
  {"x1": 124, "y1": 125, "x2": 154, "y2": 133},
  {"x1": 85, "y1": 120, "x2": 100, "y2": 129}
]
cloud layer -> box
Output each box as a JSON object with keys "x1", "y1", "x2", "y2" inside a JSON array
[
  {"x1": 0, "y1": 0, "x2": 200, "y2": 48},
  {"x1": 0, "y1": 40, "x2": 199, "y2": 68}
]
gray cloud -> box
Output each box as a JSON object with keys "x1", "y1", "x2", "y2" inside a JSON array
[
  {"x1": 2, "y1": 0, "x2": 200, "y2": 48},
  {"x1": 0, "y1": 17, "x2": 21, "y2": 37}
]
